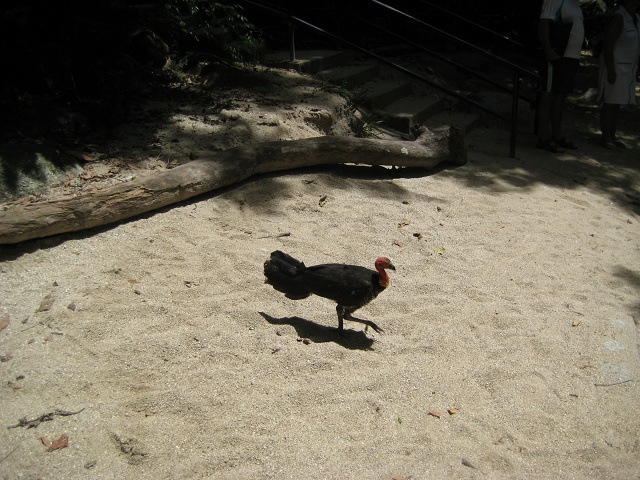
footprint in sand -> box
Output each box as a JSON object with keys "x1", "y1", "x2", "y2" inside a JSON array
[{"x1": 598, "y1": 316, "x2": 638, "y2": 385}]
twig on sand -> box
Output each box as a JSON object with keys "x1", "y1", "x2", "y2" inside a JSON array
[
  {"x1": 462, "y1": 457, "x2": 483, "y2": 473},
  {"x1": 258, "y1": 232, "x2": 291, "y2": 239},
  {"x1": 0, "y1": 446, "x2": 18, "y2": 464},
  {"x1": 594, "y1": 379, "x2": 633, "y2": 387},
  {"x1": 7, "y1": 408, "x2": 85, "y2": 429}
]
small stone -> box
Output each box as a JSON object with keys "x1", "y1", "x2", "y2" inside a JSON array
[{"x1": 37, "y1": 294, "x2": 55, "y2": 312}]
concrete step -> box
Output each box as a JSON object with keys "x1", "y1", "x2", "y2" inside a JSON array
[
  {"x1": 316, "y1": 64, "x2": 379, "y2": 88},
  {"x1": 423, "y1": 111, "x2": 480, "y2": 136},
  {"x1": 379, "y1": 95, "x2": 444, "y2": 134},
  {"x1": 357, "y1": 78, "x2": 413, "y2": 109},
  {"x1": 263, "y1": 49, "x2": 479, "y2": 137},
  {"x1": 264, "y1": 50, "x2": 355, "y2": 74}
]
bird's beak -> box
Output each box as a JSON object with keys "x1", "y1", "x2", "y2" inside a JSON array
[{"x1": 388, "y1": 263, "x2": 396, "y2": 271}]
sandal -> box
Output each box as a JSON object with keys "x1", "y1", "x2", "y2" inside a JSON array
[
  {"x1": 553, "y1": 137, "x2": 578, "y2": 150},
  {"x1": 536, "y1": 140, "x2": 565, "y2": 153}
]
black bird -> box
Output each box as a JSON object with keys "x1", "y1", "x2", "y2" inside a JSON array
[{"x1": 263, "y1": 250, "x2": 395, "y2": 333}]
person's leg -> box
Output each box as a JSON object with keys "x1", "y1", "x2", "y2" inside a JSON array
[
  {"x1": 545, "y1": 58, "x2": 579, "y2": 149},
  {"x1": 536, "y1": 91, "x2": 565, "y2": 152},
  {"x1": 550, "y1": 93, "x2": 567, "y2": 141},
  {"x1": 537, "y1": 91, "x2": 553, "y2": 143},
  {"x1": 600, "y1": 103, "x2": 617, "y2": 146},
  {"x1": 550, "y1": 93, "x2": 578, "y2": 149},
  {"x1": 536, "y1": 56, "x2": 558, "y2": 148},
  {"x1": 609, "y1": 105, "x2": 626, "y2": 147}
]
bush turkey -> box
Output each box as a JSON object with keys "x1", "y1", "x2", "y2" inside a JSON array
[{"x1": 263, "y1": 250, "x2": 395, "y2": 333}]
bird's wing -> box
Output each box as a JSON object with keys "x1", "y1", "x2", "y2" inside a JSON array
[{"x1": 301, "y1": 264, "x2": 378, "y2": 307}]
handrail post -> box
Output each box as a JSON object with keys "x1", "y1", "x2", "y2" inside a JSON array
[
  {"x1": 510, "y1": 71, "x2": 520, "y2": 158},
  {"x1": 287, "y1": 1, "x2": 296, "y2": 61}
]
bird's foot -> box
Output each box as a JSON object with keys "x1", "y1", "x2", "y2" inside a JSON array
[
  {"x1": 365, "y1": 321, "x2": 384, "y2": 334},
  {"x1": 342, "y1": 312, "x2": 385, "y2": 334}
]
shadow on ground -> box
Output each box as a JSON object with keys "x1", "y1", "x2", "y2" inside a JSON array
[
  {"x1": 258, "y1": 311, "x2": 377, "y2": 350},
  {"x1": 0, "y1": 142, "x2": 83, "y2": 201}
]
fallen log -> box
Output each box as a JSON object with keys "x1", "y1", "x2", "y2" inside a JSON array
[{"x1": 0, "y1": 126, "x2": 465, "y2": 245}]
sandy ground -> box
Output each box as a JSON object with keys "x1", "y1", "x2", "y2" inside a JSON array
[{"x1": 1, "y1": 63, "x2": 639, "y2": 479}]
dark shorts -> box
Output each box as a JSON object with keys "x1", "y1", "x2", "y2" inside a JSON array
[{"x1": 540, "y1": 57, "x2": 579, "y2": 94}]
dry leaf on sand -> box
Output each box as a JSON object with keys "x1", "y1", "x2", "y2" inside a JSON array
[
  {"x1": 47, "y1": 433, "x2": 69, "y2": 452},
  {"x1": 0, "y1": 314, "x2": 10, "y2": 332}
]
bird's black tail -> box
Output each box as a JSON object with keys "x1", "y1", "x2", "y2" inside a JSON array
[{"x1": 263, "y1": 250, "x2": 310, "y2": 299}]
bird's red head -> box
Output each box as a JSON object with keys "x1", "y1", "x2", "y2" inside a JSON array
[{"x1": 375, "y1": 257, "x2": 395, "y2": 287}]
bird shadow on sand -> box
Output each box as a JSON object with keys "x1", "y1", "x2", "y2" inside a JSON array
[{"x1": 258, "y1": 312, "x2": 376, "y2": 351}]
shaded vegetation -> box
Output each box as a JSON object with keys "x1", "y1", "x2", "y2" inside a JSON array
[
  {"x1": 0, "y1": 0, "x2": 612, "y2": 139},
  {"x1": 0, "y1": 0, "x2": 262, "y2": 138}
]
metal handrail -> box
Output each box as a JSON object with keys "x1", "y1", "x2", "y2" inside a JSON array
[
  {"x1": 364, "y1": 0, "x2": 541, "y2": 157},
  {"x1": 348, "y1": 12, "x2": 537, "y2": 106},
  {"x1": 293, "y1": 15, "x2": 506, "y2": 120},
  {"x1": 369, "y1": 0, "x2": 539, "y2": 81},
  {"x1": 415, "y1": 0, "x2": 527, "y2": 50},
  {"x1": 244, "y1": 0, "x2": 539, "y2": 157}
]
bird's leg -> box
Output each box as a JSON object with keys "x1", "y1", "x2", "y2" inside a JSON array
[
  {"x1": 343, "y1": 310, "x2": 385, "y2": 334},
  {"x1": 336, "y1": 305, "x2": 345, "y2": 332}
]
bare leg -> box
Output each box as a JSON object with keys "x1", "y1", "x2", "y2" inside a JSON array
[
  {"x1": 336, "y1": 305, "x2": 345, "y2": 331},
  {"x1": 343, "y1": 310, "x2": 384, "y2": 334},
  {"x1": 610, "y1": 104, "x2": 621, "y2": 144},
  {"x1": 550, "y1": 93, "x2": 567, "y2": 141},
  {"x1": 537, "y1": 91, "x2": 553, "y2": 143},
  {"x1": 537, "y1": 91, "x2": 568, "y2": 151},
  {"x1": 600, "y1": 103, "x2": 619, "y2": 145},
  {"x1": 336, "y1": 305, "x2": 384, "y2": 333}
]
